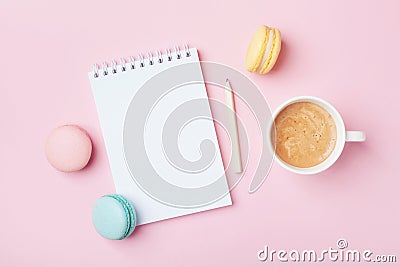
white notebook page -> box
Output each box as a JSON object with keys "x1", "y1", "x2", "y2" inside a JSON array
[{"x1": 88, "y1": 48, "x2": 231, "y2": 225}]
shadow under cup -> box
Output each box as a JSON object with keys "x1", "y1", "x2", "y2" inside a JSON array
[{"x1": 268, "y1": 96, "x2": 348, "y2": 175}]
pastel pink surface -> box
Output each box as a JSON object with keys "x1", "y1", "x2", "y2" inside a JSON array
[
  {"x1": 1, "y1": 0, "x2": 400, "y2": 266},
  {"x1": 45, "y1": 125, "x2": 92, "y2": 172}
]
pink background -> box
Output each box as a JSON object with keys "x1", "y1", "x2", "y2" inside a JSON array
[{"x1": 1, "y1": 0, "x2": 400, "y2": 266}]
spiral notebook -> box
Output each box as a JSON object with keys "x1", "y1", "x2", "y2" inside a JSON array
[{"x1": 88, "y1": 46, "x2": 231, "y2": 225}]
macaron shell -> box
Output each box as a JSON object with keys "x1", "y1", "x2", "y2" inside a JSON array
[
  {"x1": 245, "y1": 25, "x2": 269, "y2": 72},
  {"x1": 45, "y1": 125, "x2": 92, "y2": 172},
  {"x1": 116, "y1": 195, "x2": 136, "y2": 238},
  {"x1": 256, "y1": 28, "x2": 275, "y2": 73},
  {"x1": 260, "y1": 28, "x2": 281, "y2": 74},
  {"x1": 108, "y1": 194, "x2": 137, "y2": 239},
  {"x1": 92, "y1": 196, "x2": 129, "y2": 240}
]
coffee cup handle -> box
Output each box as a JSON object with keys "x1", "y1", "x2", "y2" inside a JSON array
[{"x1": 345, "y1": 131, "x2": 366, "y2": 142}]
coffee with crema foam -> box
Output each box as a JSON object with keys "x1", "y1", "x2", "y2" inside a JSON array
[{"x1": 274, "y1": 102, "x2": 337, "y2": 168}]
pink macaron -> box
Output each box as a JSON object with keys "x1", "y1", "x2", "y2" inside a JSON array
[{"x1": 45, "y1": 125, "x2": 93, "y2": 172}]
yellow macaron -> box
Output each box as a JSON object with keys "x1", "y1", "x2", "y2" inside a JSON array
[{"x1": 245, "y1": 25, "x2": 281, "y2": 74}]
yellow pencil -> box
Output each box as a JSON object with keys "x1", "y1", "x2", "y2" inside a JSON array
[{"x1": 225, "y1": 79, "x2": 243, "y2": 173}]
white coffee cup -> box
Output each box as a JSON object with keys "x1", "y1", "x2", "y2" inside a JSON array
[{"x1": 268, "y1": 96, "x2": 366, "y2": 174}]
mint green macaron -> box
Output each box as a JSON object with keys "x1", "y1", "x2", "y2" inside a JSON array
[{"x1": 92, "y1": 194, "x2": 137, "y2": 240}]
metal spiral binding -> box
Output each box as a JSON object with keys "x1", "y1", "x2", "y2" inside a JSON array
[{"x1": 92, "y1": 44, "x2": 191, "y2": 78}]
